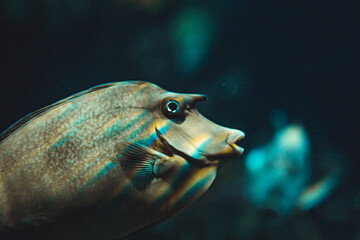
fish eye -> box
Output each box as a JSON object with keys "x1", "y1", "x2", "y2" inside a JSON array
[
  {"x1": 166, "y1": 101, "x2": 180, "y2": 113},
  {"x1": 161, "y1": 98, "x2": 185, "y2": 118}
]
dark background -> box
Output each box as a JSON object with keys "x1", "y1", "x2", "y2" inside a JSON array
[{"x1": 0, "y1": 0, "x2": 359, "y2": 239}]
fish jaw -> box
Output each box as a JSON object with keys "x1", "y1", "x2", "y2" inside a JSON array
[
  {"x1": 226, "y1": 129, "x2": 245, "y2": 153},
  {"x1": 206, "y1": 129, "x2": 245, "y2": 159},
  {"x1": 154, "y1": 120, "x2": 245, "y2": 165}
]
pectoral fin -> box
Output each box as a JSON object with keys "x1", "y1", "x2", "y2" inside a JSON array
[{"x1": 119, "y1": 142, "x2": 174, "y2": 190}]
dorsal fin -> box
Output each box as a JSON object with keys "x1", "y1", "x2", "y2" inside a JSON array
[{"x1": 0, "y1": 82, "x2": 120, "y2": 143}]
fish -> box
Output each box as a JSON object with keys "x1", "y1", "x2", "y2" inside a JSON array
[
  {"x1": 0, "y1": 81, "x2": 245, "y2": 239},
  {"x1": 244, "y1": 124, "x2": 340, "y2": 215}
]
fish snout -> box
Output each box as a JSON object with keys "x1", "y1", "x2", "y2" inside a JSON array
[{"x1": 226, "y1": 129, "x2": 245, "y2": 156}]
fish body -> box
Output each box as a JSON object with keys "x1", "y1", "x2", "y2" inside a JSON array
[
  {"x1": 244, "y1": 124, "x2": 340, "y2": 214},
  {"x1": 0, "y1": 81, "x2": 244, "y2": 239},
  {"x1": 244, "y1": 124, "x2": 310, "y2": 214}
]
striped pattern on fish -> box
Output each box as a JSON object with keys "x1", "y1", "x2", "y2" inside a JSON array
[{"x1": 0, "y1": 81, "x2": 244, "y2": 239}]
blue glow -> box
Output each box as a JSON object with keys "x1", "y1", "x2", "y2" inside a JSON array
[
  {"x1": 74, "y1": 114, "x2": 88, "y2": 125},
  {"x1": 56, "y1": 102, "x2": 77, "y2": 119},
  {"x1": 105, "y1": 119, "x2": 125, "y2": 138},
  {"x1": 140, "y1": 123, "x2": 170, "y2": 146},
  {"x1": 106, "y1": 111, "x2": 148, "y2": 138},
  {"x1": 123, "y1": 111, "x2": 148, "y2": 131},
  {"x1": 125, "y1": 117, "x2": 153, "y2": 141},
  {"x1": 93, "y1": 161, "x2": 115, "y2": 182},
  {"x1": 158, "y1": 123, "x2": 170, "y2": 135},
  {"x1": 139, "y1": 131, "x2": 158, "y2": 146},
  {"x1": 171, "y1": 162, "x2": 192, "y2": 189},
  {"x1": 177, "y1": 172, "x2": 215, "y2": 205},
  {"x1": 73, "y1": 158, "x2": 115, "y2": 200},
  {"x1": 53, "y1": 132, "x2": 74, "y2": 148},
  {"x1": 191, "y1": 137, "x2": 212, "y2": 159},
  {"x1": 245, "y1": 149, "x2": 266, "y2": 172},
  {"x1": 244, "y1": 124, "x2": 311, "y2": 214},
  {"x1": 154, "y1": 162, "x2": 192, "y2": 206}
]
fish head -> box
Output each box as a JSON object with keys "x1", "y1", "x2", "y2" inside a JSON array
[
  {"x1": 149, "y1": 88, "x2": 245, "y2": 166},
  {"x1": 121, "y1": 82, "x2": 245, "y2": 210},
  {"x1": 105, "y1": 81, "x2": 245, "y2": 235},
  {"x1": 121, "y1": 81, "x2": 245, "y2": 165}
]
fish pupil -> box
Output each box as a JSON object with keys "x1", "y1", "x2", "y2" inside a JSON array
[{"x1": 167, "y1": 101, "x2": 180, "y2": 113}]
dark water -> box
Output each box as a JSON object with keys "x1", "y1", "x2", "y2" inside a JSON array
[{"x1": 0, "y1": 0, "x2": 359, "y2": 239}]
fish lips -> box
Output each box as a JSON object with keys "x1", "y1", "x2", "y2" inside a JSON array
[{"x1": 154, "y1": 128, "x2": 244, "y2": 166}]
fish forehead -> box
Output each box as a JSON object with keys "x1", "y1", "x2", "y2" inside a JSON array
[
  {"x1": 119, "y1": 81, "x2": 166, "y2": 107},
  {"x1": 126, "y1": 82, "x2": 205, "y2": 107}
]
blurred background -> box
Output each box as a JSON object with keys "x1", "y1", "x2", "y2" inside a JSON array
[{"x1": 0, "y1": 0, "x2": 359, "y2": 239}]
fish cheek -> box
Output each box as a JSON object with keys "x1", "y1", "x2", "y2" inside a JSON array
[
  {"x1": 153, "y1": 156, "x2": 178, "y2": 178},
  {"x1": 144, "y1": 157, "x2": 186, "y2": 203}
]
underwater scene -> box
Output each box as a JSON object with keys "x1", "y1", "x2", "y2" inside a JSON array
[{"x1": 0, "y1": 0, "x2": 359, "y2": 240}]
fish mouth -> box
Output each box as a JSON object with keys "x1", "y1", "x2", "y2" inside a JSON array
[
  {"x1": 154, "y1": 127, "x2": 212, "y2": 166},
  {"x1": 154, "y1": 127, "x2": 244, "y2": 166},
  {"x1": 226, "y1": 130, "x2": 245, "y2": 156},
  {"x1": 203, "y1": 131, "x2": 245, "y2": 161}
]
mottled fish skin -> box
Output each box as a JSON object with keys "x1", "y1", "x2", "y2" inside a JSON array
[{"x1": 0, "y1": 81, "x2": 244, "y2": 240}]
